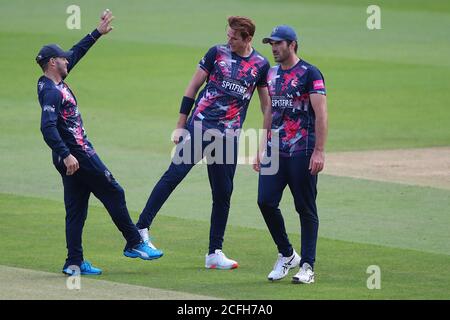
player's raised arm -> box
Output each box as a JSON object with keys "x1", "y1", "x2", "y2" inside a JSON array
[{"x1": 67, "y1": 9, "x2": 115, "y2": 73}]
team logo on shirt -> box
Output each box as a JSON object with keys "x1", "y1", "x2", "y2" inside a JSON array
[
  {"x1": 221, "y1": 78, "x2": 248, "y2": 96},
  {"x1": 271, "y1": 96, "x2": 294, "y2": 108}
]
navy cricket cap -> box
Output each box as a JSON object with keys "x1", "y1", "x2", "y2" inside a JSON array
[
  {"x1": 262, "y1": 25, "x2": 298, "y2": 44},
  {"x1": 35, "y1": 44, "x2": 72, "y2": 64}
]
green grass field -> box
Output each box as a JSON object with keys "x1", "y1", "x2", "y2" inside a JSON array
[{"x1": 1, "y1": 0, "x2": 449, "y2": 299}]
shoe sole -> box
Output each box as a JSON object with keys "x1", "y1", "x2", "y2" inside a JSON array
[
  {"x1": 292, "y1": 277, "x2": 315, "y2": 284},
  {"x1": 123, "y1": 252, "x2": 163, "y2": 260},
  {"x1": 268, "y1": 260, "x2": 301, "y2": 281},
  {"x1": 268, "y1": 276, "x2": 285, "y2": 281},
  {"x1": 81, "y1": 272, "x2": 102, "y2": 275},
  {"x1": 205, "y1": 263, "x2": 239, "y2": 270},
  {"x1": 62, "y1": 270, "x2": 102, "y2": 276}
]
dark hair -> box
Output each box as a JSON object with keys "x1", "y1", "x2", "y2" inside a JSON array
[
  {"x1": 227, "y1": 16, "x2": 255, "y2": 40},
  {"x1": 38, "y1": 60, "x2": 49, "y2": 72},
  {"x1": 286, "y1": 40, "x2": 298, "y2": 53}
]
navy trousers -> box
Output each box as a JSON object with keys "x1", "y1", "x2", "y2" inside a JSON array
[
  {"x1": 257, "y1": 154, "x2": 319, "y2": 269},
  {"x1": 53, "y1": 153, "x2": 142, "y2": 269},
  {"x1": 136, "y1": 125, "x2": 238, "y2": 254}
]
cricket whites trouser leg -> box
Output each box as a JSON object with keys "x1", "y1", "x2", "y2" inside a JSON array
[
  {"x1": 77, "y1": 154, "x2": 142, "y2": 250},
  {"x1": 136, "y1": 124, "x2": 202, "y2": 230},
  {"x1": 286, "y1": 155, "x2": 319, "y2": 269},
  {"x1": 257, "y1": 156, "x2": 294, "y2": 257}
]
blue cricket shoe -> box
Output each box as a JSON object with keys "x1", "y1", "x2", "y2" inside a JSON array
[
  {"x1": 124, "y1": 242, "x2": 163, "y2": 260},
  {"x1": 62, "y1": 260, "x2": 102, "y2": 276}
]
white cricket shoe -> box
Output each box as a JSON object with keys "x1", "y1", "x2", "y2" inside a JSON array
[
  {"x1": 292, "y1": 262, "x2": 315, "y2": 284},
  {"x1": 205, "y1": 250, "x2": 238, "y2": 270},
  {"x1": 138, "y1": 228, "x2": 159, "y2": 250},
  {"x1": 267, "y1": 250, "x2": 301, "y2": 281}
]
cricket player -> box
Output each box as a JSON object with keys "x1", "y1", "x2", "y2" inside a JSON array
[
  {"x1": 137, "y1": 16, "x2": 271, "y2": 269},
  {"x1": 36, "y1": 10, "x2": 162, "y2": 276},
  {"x1": 254, "y1": 25, "x2": 328, "y2": 283}
]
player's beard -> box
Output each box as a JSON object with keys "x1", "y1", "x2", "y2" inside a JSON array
[
  {"x1": 273, "y1": 49, "x2": 289, "y2": 64},
  {"x1": 56, "y1": 60, "x2": 68, "y2": 80}
]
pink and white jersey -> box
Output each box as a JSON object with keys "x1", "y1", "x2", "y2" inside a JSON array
[
  {"x1": 189, "y1": 45, "x2": 270, "y2": 132},
  {"x1": 267, "y1": 59, "x2": 326, "y2": 157}
]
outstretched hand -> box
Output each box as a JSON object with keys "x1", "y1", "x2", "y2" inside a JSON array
[{"x1": 97, "y1": 9, "x2": 114, "y2": 35}]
